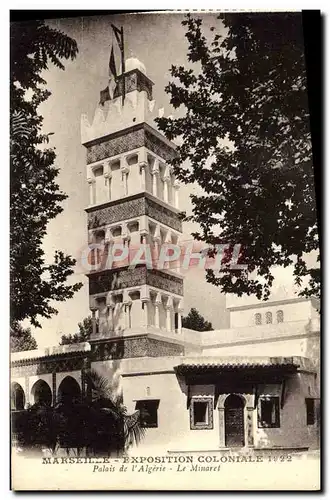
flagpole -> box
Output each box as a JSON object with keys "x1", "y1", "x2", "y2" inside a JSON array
[
  {"x1": 120, "y1": 26, "x2": 125, "y2": 107},
  {"x1": 111, "y1": 23, "x2": 125, "y2": 106}
]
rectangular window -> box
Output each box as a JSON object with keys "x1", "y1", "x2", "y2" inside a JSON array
[
  {"x1": 135, "y1": 400, "x2": 159, "y2": 428},
  {"x1": 258, "y1": 397, "x2": 280, "y2": 428},
  {"x1": 306, "y1": 398, "x2": 315, "y2": 425},
  {"x1": 190, "y1": 397, "x2": 213, "y2": 430}
]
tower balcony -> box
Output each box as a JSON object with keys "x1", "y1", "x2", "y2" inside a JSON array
[
  {"x1": 85, "y1": 144, "x2": 180, "y2": 210},
  {"x1": 88, "y1": 279, "x2": 184, "y2": 339}
]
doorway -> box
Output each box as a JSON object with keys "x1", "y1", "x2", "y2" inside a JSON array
[{"x1": 224, "y1": 394, "x2": 245, "y2": 448}]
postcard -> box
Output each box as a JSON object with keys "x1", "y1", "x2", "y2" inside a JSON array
[{"x1": 10, "y1": 10, "x2": 320, "y2": 491}]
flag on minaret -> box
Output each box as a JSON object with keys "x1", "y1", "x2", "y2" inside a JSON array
[
  {"x1": 109, "y1": 47, "x2": 117, "y2": 99},
  {"x1": 99, "y1": 45, "x2": 117, "y2": 105},
  {"x1": 108, "y1": 45, "x2": 117, "y2": 100}
]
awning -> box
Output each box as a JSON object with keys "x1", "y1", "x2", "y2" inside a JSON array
[
  {"x1": 174, "y1": 356, "x2": 317, "y2": 410},
  {"x1": 174, "y1": 356, "x2": 315, "y2": 376}
]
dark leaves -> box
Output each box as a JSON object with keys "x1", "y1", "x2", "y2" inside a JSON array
[
  {"x1": 10, "y1": 20, "x2": 83, "y2": 328},
  {"x1": 156, "y1": 13, "x2": 319, "y2": 300}
]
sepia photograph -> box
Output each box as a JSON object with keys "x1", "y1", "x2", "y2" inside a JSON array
[{"x1": 10, "y1": 9, "x2": 321, "y2": 490}]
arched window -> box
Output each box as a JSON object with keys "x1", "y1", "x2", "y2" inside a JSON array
[
  {"x1": 58, "y1": 376, "x2": 81, "y2": 405},
  {"x1": 255, "y1": 313, "x2": 262, "y2": 325},
  {"x1": 276, "y1": 310, "x2": 284, "y2": 323},
  {"x1": 11, "y1": 382, "x2": 25, "y2": 410},
  {"x1": 31, "y1": 379, "x2": 52, "y2": 406},
  {"x1": 266, "y1": 311, "x2": 273, "y2": 324}
]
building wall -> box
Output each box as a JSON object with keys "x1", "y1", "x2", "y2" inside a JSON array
[
  {"x1": 254, "y1": 374, "x2": 319, "y2": 450},
  {"x1": 120, "y1": 367, "x2": 319, "y2": 454},
  {"x1": 121, "y1": 370, "x2": 223, "y2": 454},
  {"x1": 230, "y1": 301, "x2": 313, "y2": 328},
  {"x1": 202, "y1": 333, "x2": 320, "y2": 362}
]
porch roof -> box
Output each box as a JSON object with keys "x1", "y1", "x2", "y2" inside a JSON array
[{"x1": 174, "y1": 356, "x2": 314, "y2": 375}]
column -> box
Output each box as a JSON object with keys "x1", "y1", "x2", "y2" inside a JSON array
[
  {"x1": 139, "y1": 216, "x2": 148, "y2": 245},
  {"x1": 104, "y1": 227, "x2": 114, "y2": 251},
  {"x1": 153, "y1": 224, "x2": 161, "y2": 268},
  {"x1": 140, "y1": 161, "x2": 147, "y2": 191},
  {"x1": 164, "y1": 230, "x2": 172, "y2": 269},
  {"x1": 141, "y1": 300, "x2": 149, "y2": 328},
  {"x1": 177, "y1": 299, "x2": 184, "y2": 334},
  {"x1": 123, "y1": 291, "x2": 132, "y2": 330},
  {"x1": 140, "y1": 232, "x2": 148, "y2": 245},
  {"x1": 82, "y1": 357, "x2": 91, "y2": 401},
  {"x1": 104, "y1": 160, "x2": 112, "y2": 200},
  {"x1": 218, "y1": 406, "x2": 226, "y2": 448},
  {"x1": 166, "y1": 296, "x2": 173, "y2": 332},
  {"x1": 120, "y1": 159, "x2": 130, "y2": 196},
  {"x1": 163, "y1": 166, "x2": 171, "y2": 203},
  {"x1": 122, "y1": 223, "x2": 130, "y2": 263},
  {"x1": 173, "y1": 179, "x2": 180, "y2": 209},
  {"x1": 141, "y1": 286, "x2": 150, "y2": 329},
  {"x1": 99, "y1": 301, "x2": 109, "y2": 335},
  {"x1": 106, "y1": 292, "x2": 115, "y2": 333},
  {"x1": 245, "y1": 395, "x2": 255, "y2": 448},
  {"x1": 91, "y1": 308, "x2": 98, "y2": 336},
  {"x1": 52, "y1": 372, "x2": 56, "y2": 406},
  {"x1": 24, "y1": 376, "x2": 30, "y2": 408},
  {"x1": 152, "y1": 159, "x2": 159, "y2": 197},
  {"x1": 109, "y1": 305, "x2": 115, "y2": 331},
  {"x1": 155, "y1": 293, "x2": 161, "y2": 329},
  {"x1": 87, "y1": 177, "x2": 95, "y2": 205}
]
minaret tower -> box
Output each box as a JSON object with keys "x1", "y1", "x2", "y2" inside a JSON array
[{"x1": 81, "y1": 55, "x2": 184, "y2": 348}]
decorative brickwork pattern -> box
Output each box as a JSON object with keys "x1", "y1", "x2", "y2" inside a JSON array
[
  {"x1": 91, "y1": 336, "x2": 183, "y2": 361},
  {"x1": 11, "y1": 355, "x2": 85, "y2": 377},
  {"x1": 113, "y1": 70, "x2": 153, "y2": 101},
  {"x1": 91, "y1": 337, "x2": 148, "y2": 361},
  {"x1": 87, "y1": 194, "x2": 182, "y2": 232},
  {"x1": 11, "y1": 338, "x2": 183, "y2": 378},
  {"x1": 85, "y1": 124, "x2": 176, "y2": 164},
  {"x1": 86, "y1": 127, "x2": 145, "y2": 164},
  {"x1": 148, "y1": 338, "x2": 184, "y2": 357},
  {"x1": 89, "y1": 267, "x2": 147, "y2": 295},
  {"x1": 89, "y1": 266, "x2": 183, "y2": 296},
  {"x1": 87, "y1": 196, "x2": 145, "y2": 229},
  {"x1": 145, "y1": 197, "x2": 182, "y2": 232},
  {"x1": 145, "y1": 130, "x2": 176, "y2": 162},
  {"x1": 147, "y1": 269, "x2": 184, "y2": 296}
]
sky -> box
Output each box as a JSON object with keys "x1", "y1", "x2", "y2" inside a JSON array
[{"x1": 23, "y1": 12, "x2": 315, "y2": 348}]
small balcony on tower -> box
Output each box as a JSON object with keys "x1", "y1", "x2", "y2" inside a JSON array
[{"x1": 86, "y1": 146, "x2": 180, "y2": 210}]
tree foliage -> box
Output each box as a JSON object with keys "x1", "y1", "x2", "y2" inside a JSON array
[
  {"x1": 60, "y1": 317, "x2": 93, "y2": 345},
  {"x1": 10, "y1": 321, "x2": 38, "y2": 352},
  {"x1": 12, "y1": 370, "x2": 145, "y2": 457},
  {"x1": 10, "y1": 20, "x2": 82, "y2": 328},
  {"x1": 156, "y1": 13, "x2": 319, "y2": 300},
  {"x1": 182, "y1": 308, "x2": 213, "y2": 331}
]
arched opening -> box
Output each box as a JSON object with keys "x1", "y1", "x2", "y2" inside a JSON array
[
  {"x1": 276, "y1": 310, "x2": 284, "y2": 323},
  {"x1": 58, "y1": 376, "x2": 81, "y2": 405},
  {"x1": 31, "y1": 379, "x2": 52, "y2": 406},
  {"x1": 224, "y1": 394, "x2": 245, "y2": 448},
  {"x1": 255, "y1": 313, "x2": 262, "y2": 325},
  {"x1": 94, "y1": 230, "x2": 105, "y2": 244},
  {"x1": 11, "y1": 382, "x2": 25, "y2": 410},
  {"x1": 266, "y1": 311, "x2": 273, "y2": 324}
]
